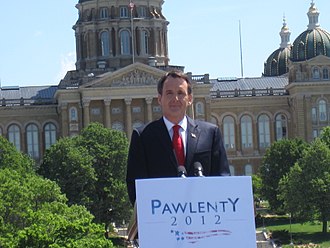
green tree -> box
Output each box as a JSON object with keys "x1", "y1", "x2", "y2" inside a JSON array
[
  {"x1": 39, "y1": 123, "x2": 131, "y2": 226},
  {"x1": 17, "y1": 202, "x2": 114, "y2": 248},
  {"x1": 77, "y1": 123, "x2": 130, "y2": 225},
  {"x1": 252, "y1": 174, "x2": 262, "y2": 207},
  {"x1": 0, "y1": 169, "x2": 114, "y2": 247},
  {"x1": 279, "y1": 139, "x2": 330, "y2": 233},
  {"x1": 0, "y1": 135, "x2": 113, "y2": 247},
  {"x1": 39, "y1": 137, "x2": 97, "y2": 208},
  {"x1": 259, "y1": 138, "x2": 308, "y2": 212},
  {"x1": 0, "y1": 136, "x2": 34, "y2": 173}
]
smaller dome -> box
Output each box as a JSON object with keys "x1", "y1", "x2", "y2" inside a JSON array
[
  {"x1": 264, "y1": 18, "x2": 291, "y2": 77},
  {"x1": 264, "y1": 47, "x2": 291, "y2": 77}
]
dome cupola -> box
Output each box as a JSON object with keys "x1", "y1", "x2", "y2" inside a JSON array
[
  {"x1": 291, "y1": 1, "x2": 330, "y2": 62},
  {"x1": 264, "y1": 17, "x2": 291, "y2": 76}
]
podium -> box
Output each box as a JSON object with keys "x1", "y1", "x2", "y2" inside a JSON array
[{"x1": 128, "y1": 176, "x2": 256, "y2": 248}]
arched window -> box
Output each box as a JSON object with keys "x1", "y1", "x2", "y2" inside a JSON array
[
  {"x1": 140, "y1": 30, "x2": 149, "y2": 55},
  {"x1": 319, "y1": 100, "x2": 327, "y2": 121},
  {"x1": 100, "y1": 7, "x2": 108, "y2": 19},
  {"x1": 244, "y1": 164, "x2": 253, "y2": 176},
  {"x1": 275, "y1": 114, "x2": 287, "y2": 141},
  {"x1": 8, "y1": 124, "x2": 21, "y2": 151},
  {"x1": 241, "y1": 115, "x2": 253, "y2": 149},
  {"x1": 312, "y1": 107, "x2": 317, "y2": 122},
  {"x1": 26, "y1": 124, "x2": 39, "y2": 160},
  {"x1": 223, "y1": 116, "x2": 235, "y2": 149},
  {"x1": 258, "y1": 114, "x2": 270, "y2": 148},
  {"x1": 312, "y1": 67, "x2": 320, "y2": 80},
  {"x1": 0, "y1": 127, "x2": 2, "y2": 136},
  {"x1": 69, "y1": 107, "x2": 78, "y2": 122},
  {"x1": 195, "y1": 102, "x2": 204, "y2": 116},
  {"x1": 101, "y1": 31, "x2": 110, "y2": 56},
  {"x1": 120, "y1": 30, "x2": 131, "y2": 55},
  {"x1": 323, "y1": 68, "x2": 329, "y2": 80},
  {"x1": 44, "y1": 123, "x2": 57, "y2": 150}
]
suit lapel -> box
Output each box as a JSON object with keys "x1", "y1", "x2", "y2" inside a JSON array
[
  {"x1": 185, "y1": 117, "x2": 199, "y2": 172},
  {"x1": 155, "y1": 118, "x2": 178, "y2": 170}
]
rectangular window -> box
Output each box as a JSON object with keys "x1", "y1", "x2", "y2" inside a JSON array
[
  {"x1": 112, "y1": 107, "x2": 122, "y2": 114},
  {"x1": 132, "y1": 107, "x2": 141, "y2": 113},
  {"x1": 120, "y1": 7, "x2": 128, "y2": 18},
  {"x1": 138, "y1": 6, "x2": 147, "y2": 17},
  {"x1": 100, "y1": 7, "x2": 108, "y2": 19}
]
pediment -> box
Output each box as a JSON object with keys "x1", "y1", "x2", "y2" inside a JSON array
[
  {"x1": 307, "y1": 55, "x2": 330, "y2": 64},
  {"x1": 82, "y1": 63, "x2": 165, "y2": 88}
]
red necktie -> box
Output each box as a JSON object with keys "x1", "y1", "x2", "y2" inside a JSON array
[{"x1": 172, "y1": 125, "x2": 185, "y2": 166}]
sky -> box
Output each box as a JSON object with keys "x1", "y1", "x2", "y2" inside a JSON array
[{"x1": 0, "y1": 0, "x2": 329, "y2": 86}]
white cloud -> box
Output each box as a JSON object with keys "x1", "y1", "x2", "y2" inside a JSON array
[{"x1": 56, "y1": 52, "x2": 76, "y2": 82}]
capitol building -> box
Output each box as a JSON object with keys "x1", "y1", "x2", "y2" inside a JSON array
[{"x1": 1, "y1": 0, "x2": 330, "y2": 176}]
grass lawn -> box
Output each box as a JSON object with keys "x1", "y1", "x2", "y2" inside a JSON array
[{"x1": 256, "y1": 216, "x2": 330, "y2": 247}]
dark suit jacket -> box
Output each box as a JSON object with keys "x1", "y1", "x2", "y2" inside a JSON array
[{"x1": 126, "y1": 116, "x2": 230, "y2": 204}]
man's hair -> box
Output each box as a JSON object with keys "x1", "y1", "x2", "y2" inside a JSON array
[{"x1": 157, "y1": 70, "x2": 192, "y2": 95}]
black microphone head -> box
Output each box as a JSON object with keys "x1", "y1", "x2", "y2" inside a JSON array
[
  {"x1": 193, "y1": 162, "x2": 204, "y2": 177},
  {"x1": 177, "y1": 166, "x2": 187, "y2": 178}
]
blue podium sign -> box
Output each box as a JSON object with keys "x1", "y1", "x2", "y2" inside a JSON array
[{"x1": 136, "y1": 176, "x2": 256, "y2": 248}]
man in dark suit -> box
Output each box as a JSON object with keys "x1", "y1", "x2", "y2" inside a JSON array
[{"x1": 126, "y1": 70, "x2": 230, "y2": 204}]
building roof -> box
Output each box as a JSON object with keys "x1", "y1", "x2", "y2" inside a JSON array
[
  {"x1": 210, "y1": 76, "x2": 288, "y2": 91},
  {"x1": 0, "y1": 85, "x2": 58, "y2": 101}
]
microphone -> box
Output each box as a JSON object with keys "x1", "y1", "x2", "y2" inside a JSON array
[
  {"x1": 177, "y1": 166, "x2": 187, "y2": 178},
  {"x1": 193, "y1": 162, "x2": 204, "y2": 177}
]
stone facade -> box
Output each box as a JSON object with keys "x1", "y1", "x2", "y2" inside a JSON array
[{"x1": 1, "y1": 1, "x2": 330, "y2": 175}]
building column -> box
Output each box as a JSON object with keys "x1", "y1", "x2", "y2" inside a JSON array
[
  {"x1": 270, "y1": 117, "x2": 275, "y2": 144},
  {"x1": 305, "y1": 95, "x2": 312, "y2": 141},
  {"x1": 236, "y1": 120, "x2": 242, "y2": 155},
  {"x1": 60, "y1": 102, "x2": 69, "y2": 137},
  {"x1": 104, "y1": 98, "x2": 112, "y2": 129},
  {"x1": 125, "y1": 98, "x2": 132, "y2": 138},
  {"x1": 253, "y1": 118, "x2": 259, "y2": 154},
  {"x1": 115, "y1": 27, "x2": 120, "y2": 56},
  {"x1": 83, "y1": 99, "x2": 91, "y2": 127},
  {"x1": 204, "y1": 96, "x2": 212, "y2": 122},
  {"x1": 145, "y1": 97, "x2": 153, "y2": 122}
]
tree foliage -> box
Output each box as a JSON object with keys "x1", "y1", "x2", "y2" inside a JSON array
[
  {"x1": 259, "y1": 138, "x2": 308, "y2": 212},
  {"x1": 279, "y1": 138, "x2": 330, "y2": 233},
  {"x1": 39, "y1": 137, "x2": 96, "y2": 207},
  {"x1": 252, "y1": 174, "x2": 262, "y2": 207},
  {"x1": 0, "y1": 136, "x2": 34, "y2": 173},
  {"x1": 39, "y1": 122, "x2": 131, "y2": 226},
  {"x1": 0, "y1": 137, "x2": 114, "y2": 247}
]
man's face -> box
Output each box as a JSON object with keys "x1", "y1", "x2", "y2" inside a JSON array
[{"x1": 158, "y1": 76, "x2": 193, "y2": 124}]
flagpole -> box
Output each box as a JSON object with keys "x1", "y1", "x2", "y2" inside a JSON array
[
  {"x1": 239, "y1": 20, "x2": 244, "y2": 78},
  {"x1": 129, "y1": 1, "x2": 135, "y2": 64}
]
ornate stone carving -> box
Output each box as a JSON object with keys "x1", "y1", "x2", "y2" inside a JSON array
[{"x1": 112, "y1": 69, "x2": 160, "y2": 86}]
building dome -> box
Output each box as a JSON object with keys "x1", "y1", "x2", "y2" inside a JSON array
[
  {"x1": 264, "y1": 18, "x2": 291, "y2": 76},
  {"x1": 264, "y1": 47, "x2": 291, "y2": 77},
  {"x1": 291, "y1": 2, "x2": 330, "y2": 62}
]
